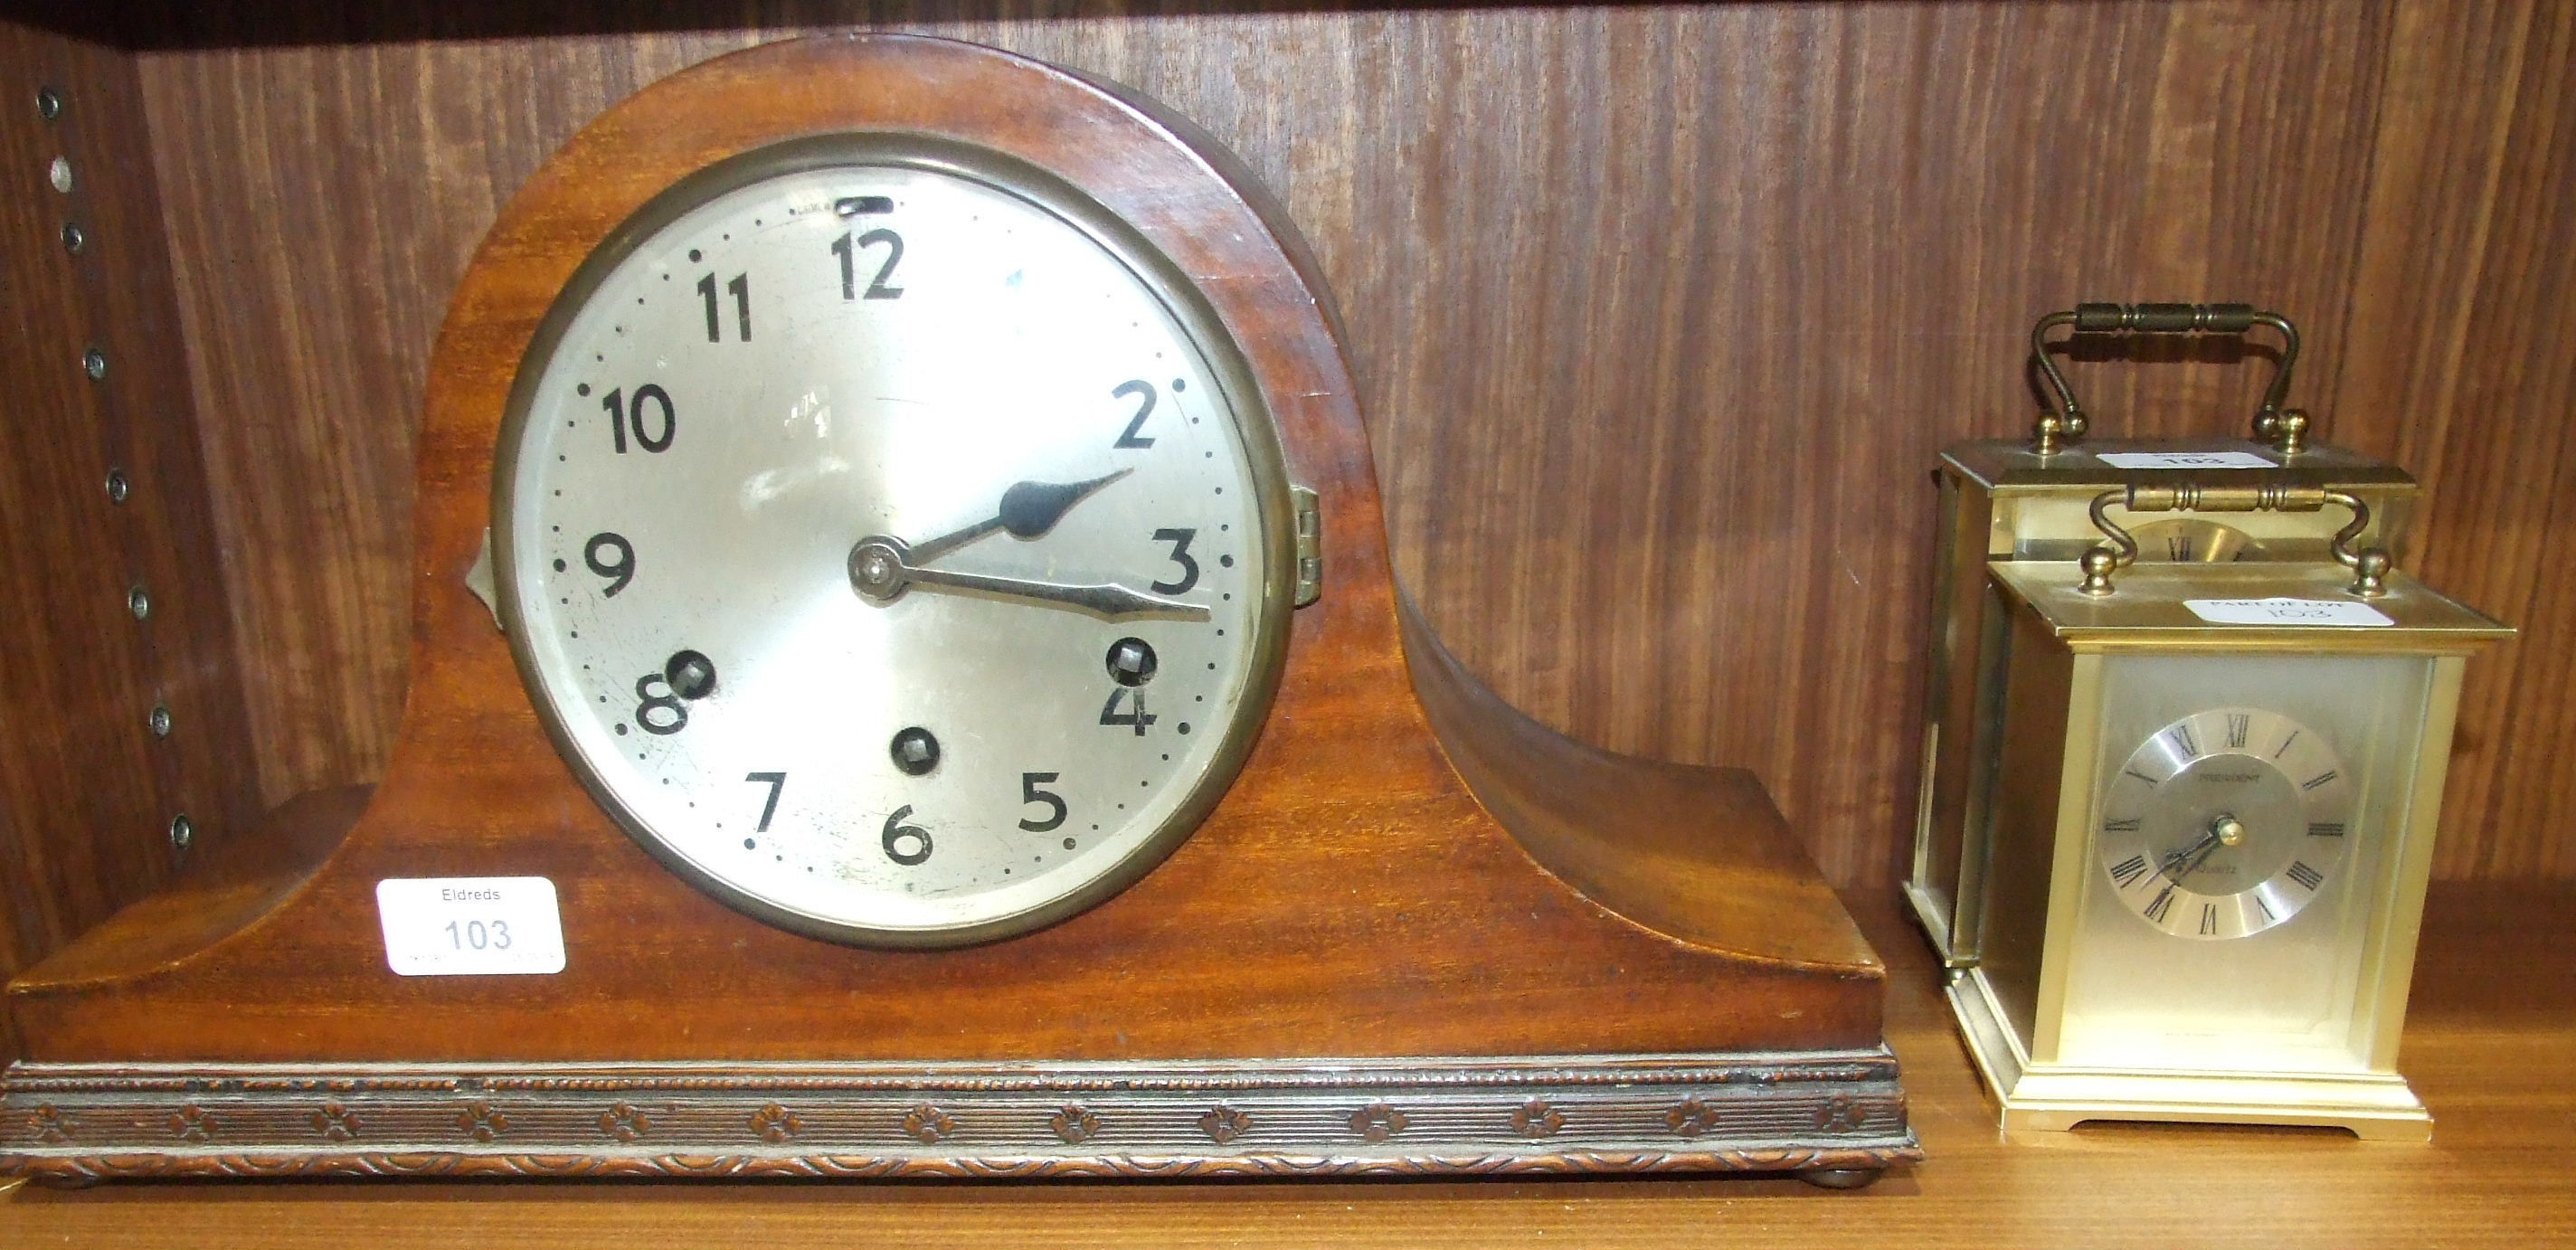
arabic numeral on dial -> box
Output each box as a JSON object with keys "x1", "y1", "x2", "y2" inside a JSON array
[
  {"x1": 698, "y1": 271, "x2": 751, "y2": 341},
  {"x1": 1018, "y1": 772, "x2": 1069, "y2": 832},
  {"x1": 1112, "y1": 379, "x2": 1156, "y2": 449},
  {"x1": 1150, "y1": 527, "x2": 1199, "y2": 594},
  {"x1": 583, "y1": 532, "x2": 635, "y2": 596},
  {"x1": 832, "y1": 228, "x2": 904, "y2": 300},
  {"x1": 633, "y1": 674, "x2": 688, "y2": 735},
  {"x1": 745, "y1": 772, "x2": 786, "y2": 833},
  {"x1": 882, "y1": 805, "x2": 933, "y2": 866},
  {"x1": 603, "y1": 384, "x2": 676, "y2": 454},
  {"x1": 1099, "y1": 686, "x2": 1156, "y2": 736}
]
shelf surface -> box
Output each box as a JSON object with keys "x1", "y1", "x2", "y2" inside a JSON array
[{"x1": 2, "y1": 878, "x2": 2569, "y2": 1249}]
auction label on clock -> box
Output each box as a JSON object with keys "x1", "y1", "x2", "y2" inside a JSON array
[
  {"x1": 374, "y1": 877, "x2": 567, "y2": 976},
  {"x1": 2185, "y1": 597, "x2": 2395, "y2": 627},
  {"x1": 2093, "y1": 450, "x2": 2275, "y2": 469}
]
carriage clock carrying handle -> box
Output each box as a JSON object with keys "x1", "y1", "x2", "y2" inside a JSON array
[{"x1": 2029, "y1": 301, "x2": 2306, "y2": 456}]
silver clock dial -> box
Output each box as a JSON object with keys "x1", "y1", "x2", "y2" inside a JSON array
[
  {"x1": 496, "y1": 141, "x2": 1290, "y2": 947},
  {"x1": 2098, "y1": 707, "x2": 2353, "y2": 940}
]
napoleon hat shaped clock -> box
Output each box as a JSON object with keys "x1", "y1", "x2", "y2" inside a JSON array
[{"x1": 2, "y1": 34, "x2": 1914, "y2": 1183}]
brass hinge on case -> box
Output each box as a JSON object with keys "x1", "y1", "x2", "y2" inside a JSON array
[{"x1": 1293, "y1": 486, "x2": 1322, "y2": 608}]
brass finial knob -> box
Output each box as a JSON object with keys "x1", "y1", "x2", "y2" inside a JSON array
[
  {"x1": 2078, "y1": 547, "x2": 2119, "y2": 596},
  {"x1": 2268, "y1": 408, "x2": 2310, "y2": 455},
  {"x1": 2349, "y1": 547, "x2": 2391, "y2": 598},
  {"x1": 2034, "y1": 411, "x2": 2085, "y2": 457}
]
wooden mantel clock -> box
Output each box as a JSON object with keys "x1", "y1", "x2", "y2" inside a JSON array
[{"x1": 0, "y1": 35, "x2": 1914, "y2": 1184}]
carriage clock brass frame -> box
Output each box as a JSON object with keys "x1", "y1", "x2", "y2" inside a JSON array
[
  {"x1": 1956, "y1": 556, "x2": 2506, "y2": 1137},
  {"x1": 1906, "y1": 304, "x2": 2421, "y2": 970},
  {"x1": 1907, "y1": 303, "x2": 2513, "y2": 1137}
]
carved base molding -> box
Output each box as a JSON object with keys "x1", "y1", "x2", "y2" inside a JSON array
[{"x1": 1, "y1": 1050, "x2": 1917, "y2": 1184}]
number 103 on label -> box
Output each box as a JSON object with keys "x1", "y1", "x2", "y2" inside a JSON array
[{"x1": 374, "y1": 877, "x2": 568, "y2": 976}]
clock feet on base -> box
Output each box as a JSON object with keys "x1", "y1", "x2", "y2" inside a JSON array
[
  {"x1": 1948, "y1": 964, "x2": 2435, "y2": 1141},
  {"x1": 1797, "y1": 1168, "x2": 1883, "y2": 1190}
]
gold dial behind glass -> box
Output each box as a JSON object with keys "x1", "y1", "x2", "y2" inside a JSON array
[
  {"x1": 2098, "y1": 707, "x2": 2353, "y2": 940},
  {"x1": 2126, "y1": 518, "x2": 2264, "y2": 563}
]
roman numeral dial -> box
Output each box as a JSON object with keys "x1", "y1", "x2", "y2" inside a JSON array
[{"x1": 2095, "y1": 706, "x2": 2354, "y2": 941}]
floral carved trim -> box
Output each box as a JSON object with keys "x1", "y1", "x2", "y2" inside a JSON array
[
  {"x1": 902, "y1": 1105, "x2": 954, "y2": 1145},
  {"x1": 1511, "y1": 1099, "x2": 1566, "y2": 1139},
  {"x1": 170, "y1": 1105, "x2": 217, "y2": 1143},
  {"x1": 1197, "y1": 1104, "x2": 1252, "y2": 1144},
  {"x1": 748, "y1": 1103, "x2": 803, "y2": 1144},
  {"x1": 25, "y1": 1106, "x2": 72, "y2": 1145},
  {"x1": 1349, "y1": 1103, "x2": 1407, "y2": 1142},
  {"x1": 311, "y1": 1103, "x2": 361, "y2": 1142},
  {"x1": 600, "y1": 1103, "x2": 649, "y2": 1142},
  {"x1": 1049, "y1": 1104, "x2": 1100, "y2": 1144},
  {"x1": 456, "y1": 1103, "x2": 508, "y2": 1143},
  {"x1": 0, "y1": 1051, "x2": 1918, "y2": 1185}
]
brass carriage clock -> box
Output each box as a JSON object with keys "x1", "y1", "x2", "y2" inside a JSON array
[{"x1": 1908, "y1": 304, "x2": 2510, "y2": 1137}]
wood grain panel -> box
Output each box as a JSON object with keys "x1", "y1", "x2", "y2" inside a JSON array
[
  {"x1": 0, "y1": 21, "x2": 259, "y2": 1058},
  {"x1": 125, "y1": 1, "x2": 2576, "y2": 889},
  {"x1": 2338, "y1": 0, "x2": 2576, "y2": 881},
  {"x1": 1359, "y1": 2, "x2": 2399, "y2": 891}
]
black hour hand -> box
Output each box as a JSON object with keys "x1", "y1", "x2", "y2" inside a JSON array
[
  {"x1": 1000, "y1": 469, "x2": 1129, "y2": 538},
  {"x1": 906, "y1": 469, "x2": 1132, "y2": 566}
]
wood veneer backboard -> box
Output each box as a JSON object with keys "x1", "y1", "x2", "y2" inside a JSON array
[
  {"x1": 50, "y1": 0, "x2": 2576, "y2": 889},
  {"x1": 0, "y1": 21, "x2": 261, "y2": 1059}
]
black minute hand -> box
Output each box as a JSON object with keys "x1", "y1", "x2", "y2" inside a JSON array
[
  {"x1": 847, "y1": 535, "x2": 1209, "y2": 622},
  {"x1": 900, "y1": 563, "x2": 1211, "y2": 621},
  {"x1": 905, "y1": 469, "x2": 1132, "y2": 567}
]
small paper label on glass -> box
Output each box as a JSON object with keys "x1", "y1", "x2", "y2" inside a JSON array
[
  {"x1": 2184, "y1": 597, "x2": 2394, "y2": 627},
  {"x1": 375, "y1": 877, "x2": 567, "y2": 976},
  {"x1": 2094, "y1": 450, "x2": 2275, "y2": 469}
]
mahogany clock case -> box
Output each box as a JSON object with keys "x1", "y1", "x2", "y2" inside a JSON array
[{"x1": 0, "y1": 35, "x2": 1915, "y2": 1182}]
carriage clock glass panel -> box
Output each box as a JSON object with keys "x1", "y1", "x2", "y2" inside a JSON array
[
  {"x1": 496, "y1": 142, "x2": 1292, "y2": 947},
  {"x1": 2058, "y1": 652, "x2": 2428, "y2": 1074}
]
